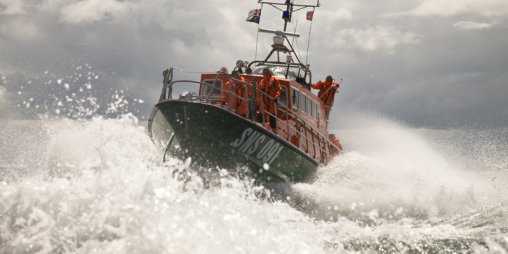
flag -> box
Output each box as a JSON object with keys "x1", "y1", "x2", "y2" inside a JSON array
[
  {"x1": 306, "y1": 10, "x2": 314, "y2": 21},
  {"x1": 246, "y1": 9, "x2": 261, "y2": 24}
]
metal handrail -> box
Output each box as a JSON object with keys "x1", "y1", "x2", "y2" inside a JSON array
[
  {"x1": 221, "y1": 77, "x2": 251, "y2": 116},
  {"x1": 221, "y1": 76, "x2": 339, "y2": 160},
  {"x1": 207, "y1": 70, "x2": 228, "y2": 101},
  {"x1": 159, "y1": 73, "x2": 341, "y2": 162},
  {"x1": 203, "y1": 79, "x2": 338, "y2": 160}
]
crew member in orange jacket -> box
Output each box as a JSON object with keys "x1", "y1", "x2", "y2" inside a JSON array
[
  {"x1": 257, "y1": 68, "x2": 281, "y2": 132},
  {"x1": 311, "y1": 75, "x2": 339, "y2": 119},
  {"x1": 221, "y1": 70, "x2": 250, "y2": 117}
]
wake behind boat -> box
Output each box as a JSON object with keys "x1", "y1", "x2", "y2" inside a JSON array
[{"x1": 148, "y1": 0, "x2": 342, "y2": 184}]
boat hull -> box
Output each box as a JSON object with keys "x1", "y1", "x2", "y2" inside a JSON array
[{"x1": 148, "y1": 100, "x2": 319, "y2": 183}]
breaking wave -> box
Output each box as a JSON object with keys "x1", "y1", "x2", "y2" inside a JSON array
[{"x1": 1, "y1": 109, "x2": 507, "y2": 253}]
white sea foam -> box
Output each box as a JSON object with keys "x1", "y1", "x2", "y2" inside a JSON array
[
  {"x1": 0, "y1": 112, "x2": 507, "y2": 253},
  {"x1": 0, "y1": 117, "x2": 329, "y2": 253},
  {"x1": 293, "y1": 112, "x2": 504, "y2": 220}
]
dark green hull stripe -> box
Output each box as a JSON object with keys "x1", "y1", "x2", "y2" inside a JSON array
[{"x1": 148, "y1": 101, "x2": 319, "y2": 183}]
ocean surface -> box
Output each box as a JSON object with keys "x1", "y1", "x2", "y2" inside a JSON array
[{"x1": 1, "y1": 112, "x2": 507, "y2": 253}]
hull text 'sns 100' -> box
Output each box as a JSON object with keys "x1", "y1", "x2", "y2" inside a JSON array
[{"x1": 148, "y1": 0, "x2": 342, "y2": 184}]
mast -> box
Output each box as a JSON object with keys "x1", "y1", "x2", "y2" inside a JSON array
[
  {"x1": 258, "y1": 0, "x2": 320, "y2": 32},
  {"x1": 283, "y1": 0, "x2": 291, "y2": 32},
  {"x1": 252, "y1": 1, "x2": 320, "y2": 83}
]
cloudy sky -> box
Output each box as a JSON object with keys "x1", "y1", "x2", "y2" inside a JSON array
[{"x1": 1, "y1": 0, "x2": 507, "y2": 128}]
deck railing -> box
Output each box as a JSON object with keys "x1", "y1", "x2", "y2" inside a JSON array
[{"x1": 158, "y1": 68, "x2": 340, "y2": 163}]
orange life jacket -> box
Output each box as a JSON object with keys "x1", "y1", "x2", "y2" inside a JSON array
[
  {"x1": 329, "y1": 134, "x2": 342, "y2": 155},
  {"x1": 257, "y1": 76, "x2": 281, "y2": 114},
  {"x1": 311, "y1": 79, "x2": 339, "y2": 108},
  {"x1": 222, "y1": 77, "x2": 250, "y2": 116}
]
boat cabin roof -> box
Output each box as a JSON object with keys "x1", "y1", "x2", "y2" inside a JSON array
[{"x1": 246, "y1": 64, "x2": 311, "y2": 90}]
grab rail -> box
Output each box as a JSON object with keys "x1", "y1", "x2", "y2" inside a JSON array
[
  {"x1": 225, "y1": 78, "x2": 336, "y2": 161},
  {"x1": 217, "y1": 84, "x2": 331, "y2": 161},
  {"x1": 159, "y1": 68, "x2": 340, "y2": 162}
]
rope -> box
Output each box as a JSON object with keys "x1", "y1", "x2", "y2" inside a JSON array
[
  {"x1": 292, "y1": 17, "x2": 304, "y2": 64},
  {"x1": 305, "y1": 7, "x2": 315, "y2": 65},
  {"x1": 291, "y1": 18, "x2": 298, "y2": 47},
  {"x1": 172, "y1": 67, "x2": 207, "y2": 74},
  {"x1": 255, "y1": 4, "x2": 264, "y2": 60}
]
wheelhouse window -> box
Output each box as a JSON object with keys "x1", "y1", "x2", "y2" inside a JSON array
[
  {"x1": 307, "y1": 97, "x2": 312, "y2": 117},
  {"x1": 291, "y1": 88, "x2": 299, "y2": 108},
  {"x1": 202, "y1": 79, "x2": 222, "y2": 97},
  {"x1": 311, "y1": 100, "x2": 318, "y2": 119},
  {"x1": 279, "y1": 86, "x2": 288, "y2": 107},
  {"x1": 299, "y1": 92, "x2": 307, "y2": 112}
]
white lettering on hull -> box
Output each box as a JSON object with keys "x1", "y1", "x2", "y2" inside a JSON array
[{"x1": 231, "y1": 128, "x2": 284, "y2": 166}]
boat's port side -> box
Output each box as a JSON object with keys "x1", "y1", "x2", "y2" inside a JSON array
[
  {"x1": 149, "y1": 68, "x2": 341, "y2": 167},
  {"x1": 149, "y1": 100, "x2": 319, "y2": 183},
  {"x1": 147, "y1": 1, "x2": 343, "y2": 184},
  {"x1": 199, "y1": 71, "x2": 341, "y2": 164}
]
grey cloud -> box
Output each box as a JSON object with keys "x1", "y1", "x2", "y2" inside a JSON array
[
  {"x1": 0, "y1": 0, "x2": 507, "y2": 128},
  {"x1": 453, "y1": 21, "x2": 494, "y2": 30},
  {"x1": 302, "y1": 0, "x2": 508, "y2": 127},
  {"x1": 330, "y1": 19, "x2": 508, "y2": 127},
  {"x1": 59, "y1": 0, "x2": 130, "y2": 24},
  {"x1": 390, "y1": 0, "x2": 508, "y2": 17},
  {"x1": 332, "y1": 26, "x2": 421, "y2": 52},
  {"x1": 0, "y1": 84, "x2": 5, "y2": 101},
  {"x1": 1, "y1": 0, "x2": 242, "y2": 115},
  {"x1": 0, "y1": 0, "x2": 25, "y2": 15}
]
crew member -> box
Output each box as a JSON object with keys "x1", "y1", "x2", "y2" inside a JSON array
[
  {"x1": 257, "y1": 68, "x2": 281, "y2": 132},
  {"x1": 311, "y1": 75, "x2": 339, "y2": 119},
  {"x1": 221, "y1": 71, "x2": 250, "y2": 117}
]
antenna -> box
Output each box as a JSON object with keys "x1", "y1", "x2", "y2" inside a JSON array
[
  {"x1": 252, "y1": 0, "x2": 320, "y2": 84},
  {"x1": 258, "y1": 28, "x2": 300, "y2": 38},
  {"x1": 258, "y1": 0, "x2": 320, "y2": 32}
]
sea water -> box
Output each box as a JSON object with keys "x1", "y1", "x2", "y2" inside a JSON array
[{"x1": 1, "y1": 112, "x2": 507, "y2": 253}]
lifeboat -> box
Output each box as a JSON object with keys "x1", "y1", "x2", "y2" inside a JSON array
[{"x1": 148, "y1": 1, "x2": 342, "y2": 184}]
